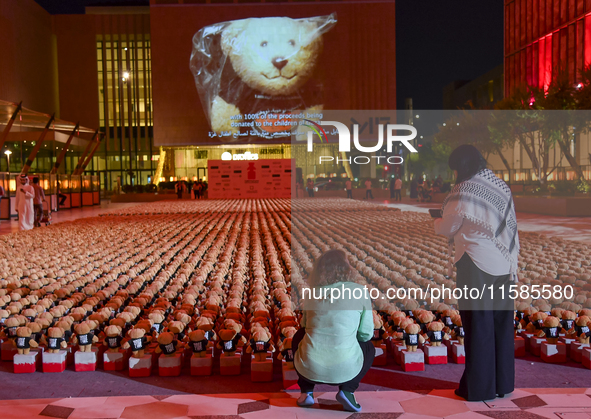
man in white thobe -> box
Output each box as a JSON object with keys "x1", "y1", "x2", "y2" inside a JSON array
[{"x1": 15, "y1": 174, "x2": 34, "y2": 231}]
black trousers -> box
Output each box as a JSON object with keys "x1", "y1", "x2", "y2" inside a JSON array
[
  {"x1": 455, "y1": 253, "x2": 514, "y2": 401},
  {"x1": 365, "y1": 190, "x2": 374, "y2": 199},
  {"x1": 394, "y1": 190, "x2": 401, "y2": 201},
  {"x1": 346, "y1": 190, "x2": 353, "y2": 199},
  {"x1": 291, "y1": 328, "x2": 375, "y2": 393}
]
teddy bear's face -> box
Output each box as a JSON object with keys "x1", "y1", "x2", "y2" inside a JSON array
[
  {"x1": 562, "y1": 310, "x2": 576, "y2": 320},
  {"x1": 158, "y1": 332, "x2": 174, "y2": 345},
  {"x1": 189, "y1": 330, "x2": 206, "y2": 341},
  {"x1": 222, "y1": 17, "x2": 324, "y2": 96},
  {"x1": 405, "y1": 323, "x2": 421, "y2": 335}
]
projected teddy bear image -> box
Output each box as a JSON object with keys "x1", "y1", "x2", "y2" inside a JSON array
[{"x1": 191, "y1": 14, "x2": 336, "y2": 140}]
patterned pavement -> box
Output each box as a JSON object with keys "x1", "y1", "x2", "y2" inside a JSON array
[{"x1": 2, "y1": 389, "x2": 591, "y2": 419}]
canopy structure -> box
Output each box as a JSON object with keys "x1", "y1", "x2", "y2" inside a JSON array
[{"x1": 0, "y1": 100, "x2": 101, "y2": 175}]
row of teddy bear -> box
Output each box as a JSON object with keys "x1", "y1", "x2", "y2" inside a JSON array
[{"x1": 290, "y1": 209, "x2": 591, "y2": 311}]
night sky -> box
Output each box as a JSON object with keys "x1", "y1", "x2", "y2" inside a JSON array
[{"x1": 34, "y1": 0, "x2": 504, "y2": 111}]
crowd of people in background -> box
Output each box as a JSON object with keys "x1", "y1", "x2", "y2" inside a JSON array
[
  {"x1": 175, "y1": 179, "x2": 208, "y2": 199},
  {"x1": 299, "y1": 173, "x2": 451, "y2": 202}
]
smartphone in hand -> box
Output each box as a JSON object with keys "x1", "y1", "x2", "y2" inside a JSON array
[{"x1": 429, "y1": 209, "x2": 442, "y2": 218}]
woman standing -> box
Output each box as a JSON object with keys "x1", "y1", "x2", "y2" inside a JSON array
[
  {"x1": 433, "y1": 145, "x2": 519, "y2": 401},
  {"x1": 293, "y1": 250, "x2": 375, "y2": 412}
]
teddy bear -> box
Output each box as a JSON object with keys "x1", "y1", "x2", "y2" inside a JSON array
[
  {"x1": 155, "y1": 332, "x2": 178, "y2": 357},
  {"x1": 371, "y1": 311, "x2": 389, "y2": 348},
  {"x1": 46, "y1": 327, "x2": 68, "y2": 353},
  {"x1": 103, "y1": 325, "x2": 124, "y2": 353},
  {"x1": 167, "y1": 321, "x2": 188, "y2": 343},
  {"x1": 416, "y1": 311, "x2": 435, "y2": 334},
  {"x1": 538, "y1": 316, "x2": 561, "y2": 344},
  {"x1": 451, "y1": 315, "x2": 465, "y2": 346},
  {"x1": 123, "y1": 328, "x2": 150, "y2": 358},
  {"x1": 73, "y1": 322, "x2": 98, "y2": 352},
  {"x1": 188, "y1": 329, "x2": 214, "y2": 357},
  {"x1": 217, "y1": 327, "x2": 246, "y2": 357},
  {"x1": 525, "y1": 312, "x2": 548, "y2": 333},
  {"x1": 14, "y1": 326, "x2": 39, "y2": 355},
  {"x1": 246, "y1": 328, "x2": 275, "y2": 362},
  {"x1": 148, "y1": 312, "x2": 165, "y2": 335},
  {"x1": 3, "y1": 317, "x2": 20, "y2": 341},
  {"x1": 190, "y1": 14, "x2": 336, "y2": 139},
  {"x1": 277, "y1": 326, "x2": 297, "y2": 364},
  {"x1": 567, "y1": 316, "x2": 590, "y2": 344},
  {"x1": 403, "y1": 323, "x2": 424, "y2": 352},
  {"x1": 425, "y1": 321, "x2": 449, "y2": 346},
  {"x1": 561, "y1": 310, "x2": 576, "y2": 332}
]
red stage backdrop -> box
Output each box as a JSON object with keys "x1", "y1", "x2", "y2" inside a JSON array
[
  {"x1": 150, "y1": 1, "x2": 396, "y2": 146},
  {"x1": 207, "y1": 158, "x2": 292, "y2": 199}
]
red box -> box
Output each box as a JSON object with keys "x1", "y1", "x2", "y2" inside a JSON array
[
  {"x1": 529, "y1": 336, "x2": 545, "y2": 357},
  {"x1": 541, "y1": 342, "x2": 567, "y2": 363},
  {"x1": 569, "y1": 342, "x2": 589, "y2": 363},
  {"x1": 1, "y1": 341, "x2": 17, "y2": 361},
  {"x1": 514, "y1": 337, "x2": 526, "y2": 357},
  {"x1": 559, "y1": 338, "x2": 575, "y2": 357},
  {"x1": 42, "y1": 351, "x2": 67, "y2": 373},
  {"x1": 581, "y1": 347, "x2": 591, "y2": 369},
  {"x1": 251, "y1": 354, "x2": 273, "y2": 382},
  {"x1": 424, "y1": 344, "x2": 447, "y2": 365},
  {"x1": 74, "y1": 349, "x2": 97, "y2": 372},
  {"x1": 129, "y1": 354, "x2": 152, "y2": 377},
  {"x1": 158, "y1": 353, "x2": 182, "y2": 377},
  {"x1": 392, "y1": 342, "x2": 406, "y2": 365},
  {"x1": 103, "y1": 350, "x2": 127, "y2": 371},
  {"x1": 451, "y1": 343, "x2": 465, "y2": 364},
  {"x1": 190, "y1": 354, "x2": 213, "y2": 376},
  {"x1": 220, "y1": 355, "x2": 241, "y2": 375},
  {"x1": 13, "y1": 353, "x2": 38, "y2": 373},
  {"x1": 520, "y1": 332, "x2": 533, "y2": 352},
  {"x1": 372, "y1": 344, "x2": 388, "y2": 366},
  {"x1": 401, "y1": 349, "x2": 424, "y2": 372}
]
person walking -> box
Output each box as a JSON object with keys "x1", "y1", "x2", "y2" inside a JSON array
[
  {"x1": 364, "y1": 179, "x2": 374, "y2": 199},
  {"x1": 31, "y1": 177, "x2": 45, "y2": 228},
  {"x1": 389, "y1": 176, "x2": 395, "y2": 199},
  {"x1": 433, "y1": 144, "x2": 519, "y2": 401},
  {"x1": 306, "y1": 178, "x2": 314, "y2": 198},
  {"x1": 57, "y1": 181, "x2": 67, "y2": 207},
  {"x1": 0, "y1": 182, "x2": 4, "y2": 220},
  {"x1": 345, "y1": 178, "x2": 353, "y2": 199},
  {"x1": 175, "y1": 180, "x2": 185, "y2": 199},
  {"x1": 393, "y1": 176, "x2": 402, "y2": 201},
  {"x1": 293, "y1": 250, "x2": 375, "y2": 412},
  {"x1": 192, "y1": 181, "x2": 202, "y2": 200},
  {"x1": 15, "y1": 174, "x2": 35, "y2": 231}
]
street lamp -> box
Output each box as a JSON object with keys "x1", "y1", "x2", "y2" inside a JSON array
[{"x1": 4, "y1": 150, "x2": 12, "y2": 173}]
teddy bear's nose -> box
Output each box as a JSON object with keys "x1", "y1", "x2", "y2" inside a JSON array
[{"x1": 272, "y1": 57, "x2": 288, "y2": 70}]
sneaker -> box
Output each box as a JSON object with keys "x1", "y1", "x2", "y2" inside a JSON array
[
  {"x1": 336, "y1": 390, "x2": 361, "y2": 413},
  {"x1": 296, "y1": 392, "x2": 314, "y2": 407}
]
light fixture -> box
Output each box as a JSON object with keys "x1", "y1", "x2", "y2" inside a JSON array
[
  {"x1": 420, "y1": 136, "x2": 423, "y2": 139},
  {"x1": 457, "y1": 122, "x2": 460, "y2": 126},
  {"x1": 415, "y1": 115, "x2": 419, "y2": 118},
  {"x1": 4, "y1": 150, "x2": 12, "y2": 156},
  {"x1": 442, "y1": 123, "x2": 446, "y2": 126},
  {"x1": 123, "y1": 72, "x2": 130, "y2": 79}
]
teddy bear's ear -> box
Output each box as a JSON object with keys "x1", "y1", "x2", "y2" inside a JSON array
[
  {"x1": 221, "y1": 20, "x2": 247, "y2": 55},
  {"x1": 295, "y1": 13, "x2": 337, "y2": 45}
]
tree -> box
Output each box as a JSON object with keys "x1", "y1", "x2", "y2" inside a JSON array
[
  {"x1": 493, "y1": 88, "x2": 559, "y2": 186},
  {"x1": 434, "y1": 110, "x2": 514, "y2": 181}
]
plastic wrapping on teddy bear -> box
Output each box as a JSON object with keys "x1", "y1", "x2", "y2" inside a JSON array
[{"x1": 190, "y1": 14, "x2": 337, "y2": 141}]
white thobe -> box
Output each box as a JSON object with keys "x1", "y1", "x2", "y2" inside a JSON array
[{"x1": 15, "y1": 184, "x2": 35, "y2": 231}]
